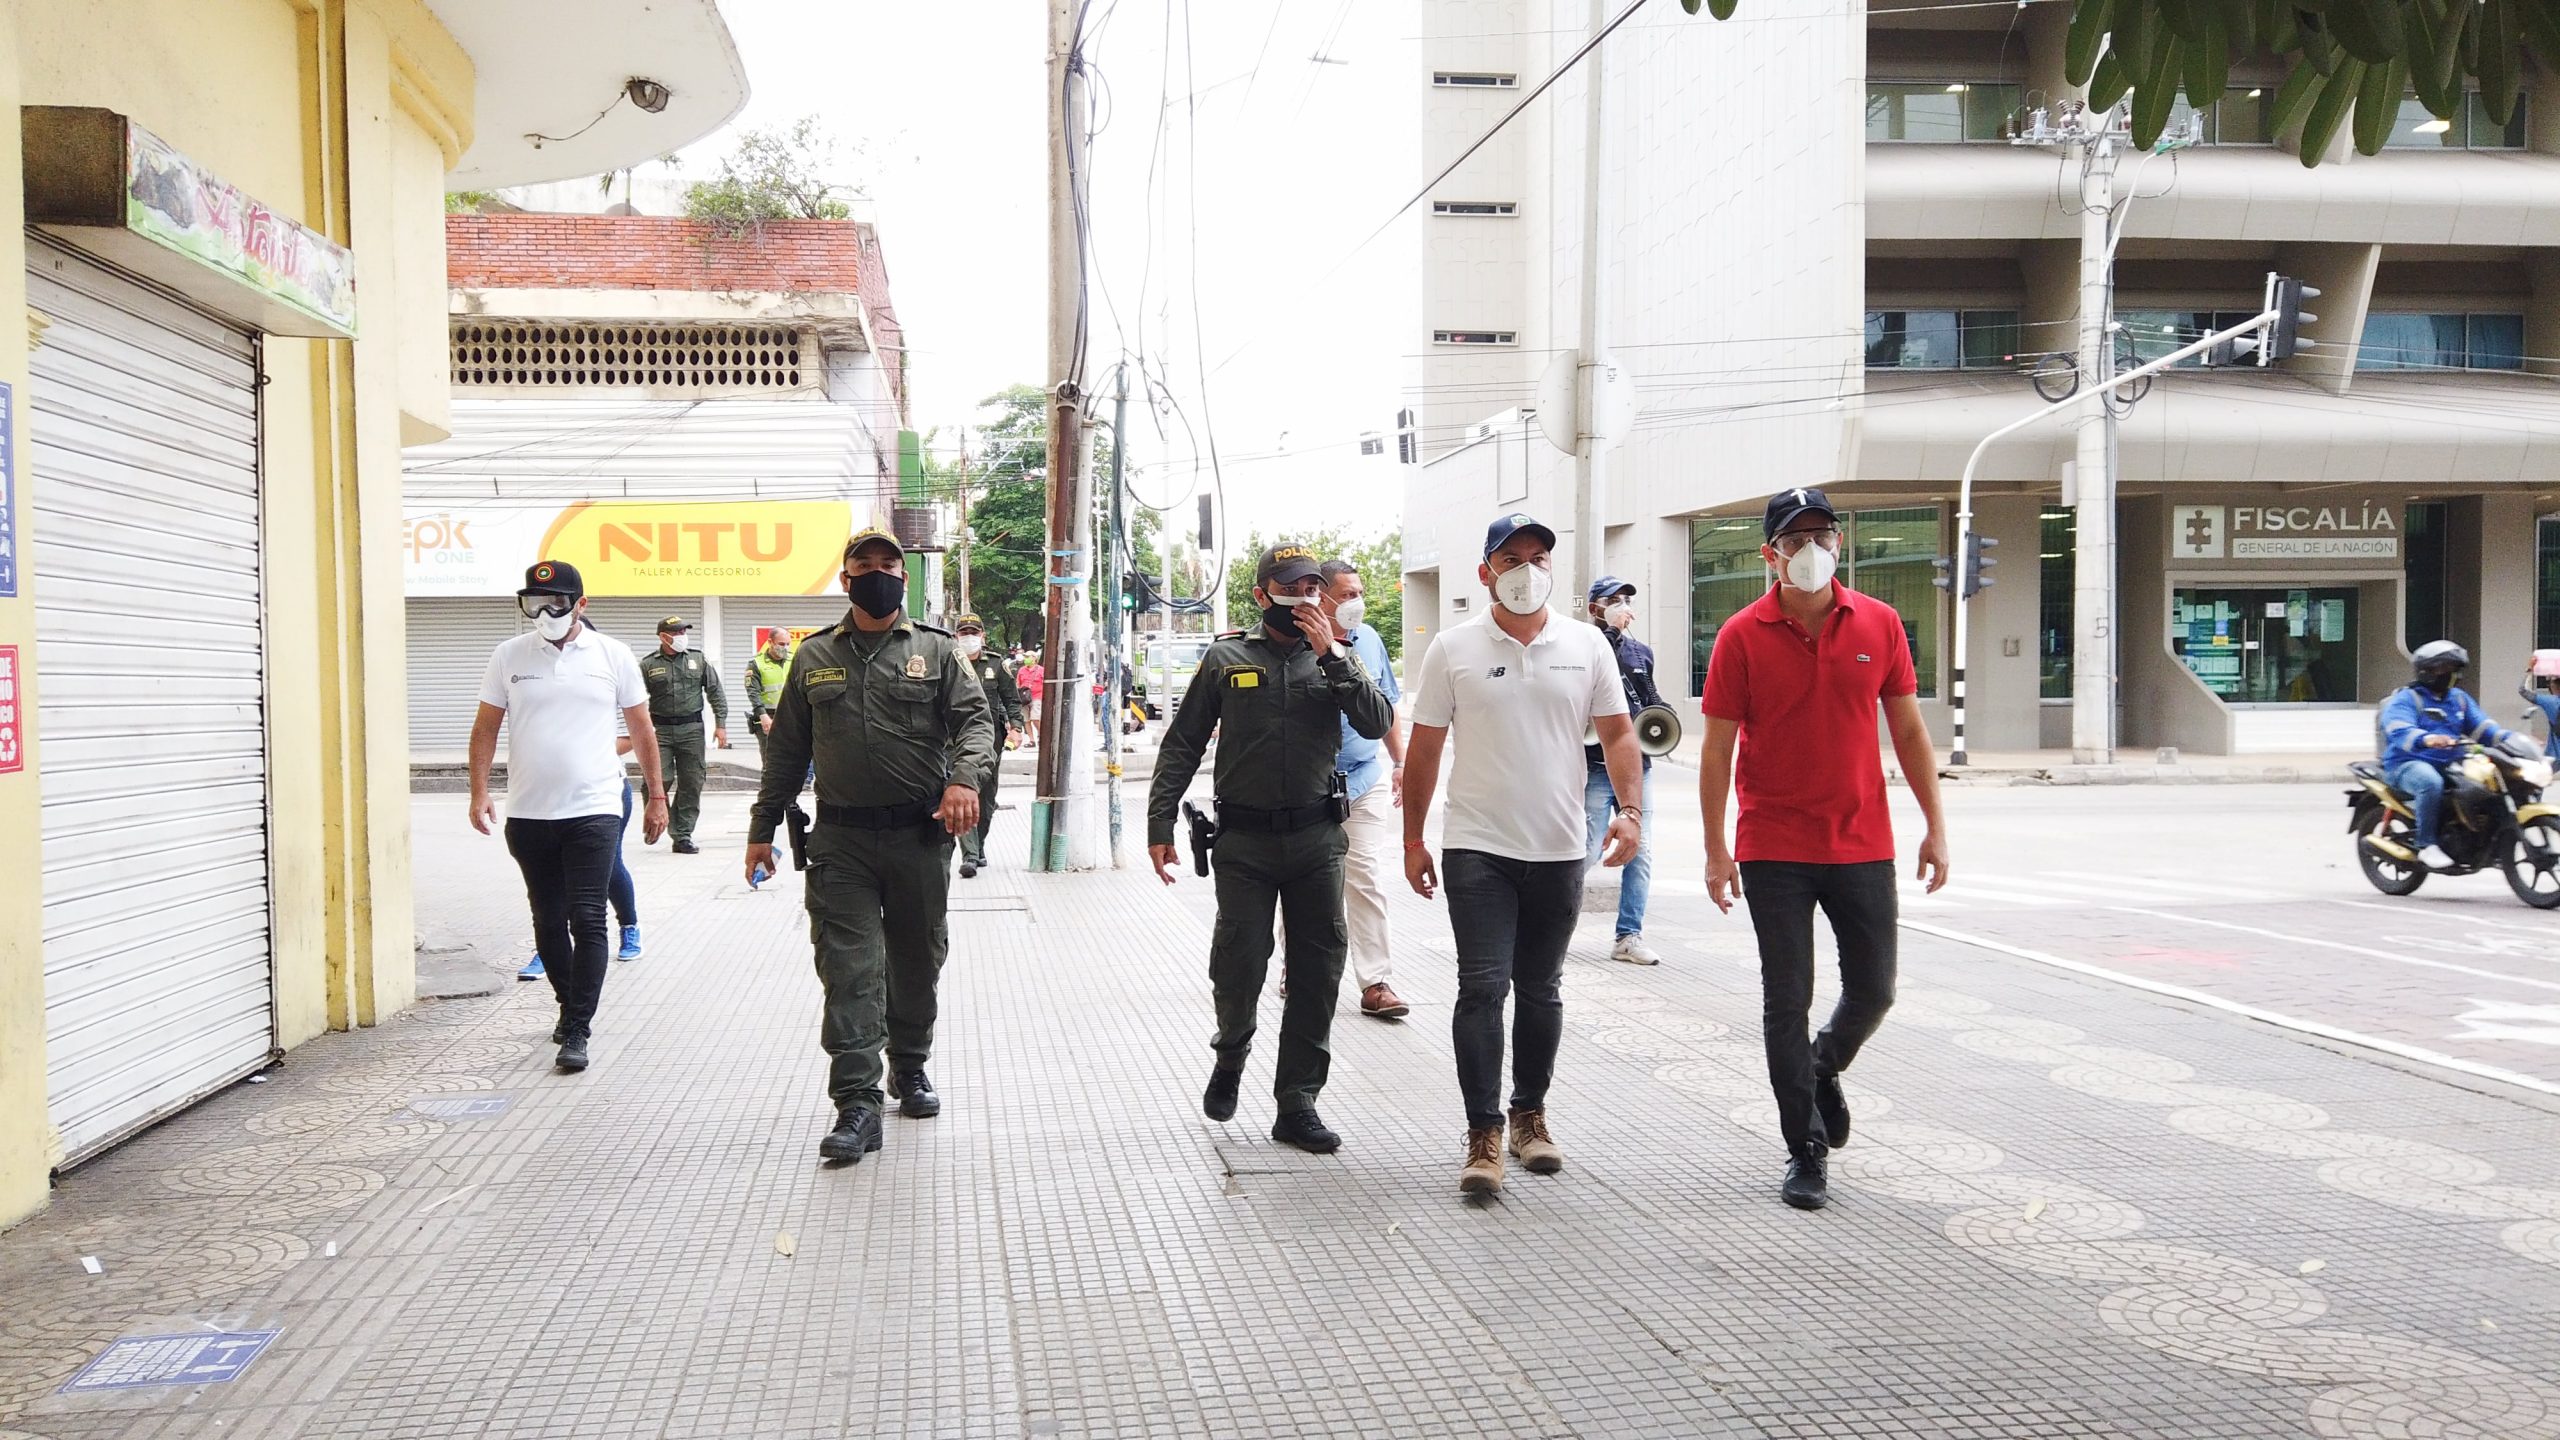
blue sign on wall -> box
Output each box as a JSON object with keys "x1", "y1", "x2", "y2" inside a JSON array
[
  {"x1": 60, "y1": 1331, "x2": 281, "y2": 1393},
  {"x1": 0, "y1": 379, "x2": 16, "y2": 599}
]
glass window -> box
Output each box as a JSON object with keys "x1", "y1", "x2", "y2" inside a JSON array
[
  {"x1": 1866, "y1": 82, "x2": 2018, "y2": 141},
  {"x1": 1865, "y1": 310, "x2": 2019, "y2": 370},
  {"x1": 2357, "y1": 313, "x2": 2525, "y2": 370},
  {"x1": 1688, "y1": 517, "x2": 1769, "y2": 697},
  {"x1": 2384, "y1": 95, "x2": 2463, "y2": 148},
  {"x1": 2040, "y1": 506, "x2": 2076, "y2": 699},
  {"x1": 2212, "y1": 88, "x2": 2276, "y2": 143},
  {"x1": 2540, "y1": 517, "x2": 2560, "y2": 649},
  {"x1": 2118, "y1": 309, "x2": 2257, "y2": 369},
  {"x1": 2467, "y1": 91, "x2": 2529, "y2": 148},
  {"x1": 2404, "y1": 502, "x2": 2449, "y2": 652},
  {"x1": 2171, "y1": 587, "x2": 2360, "y2": 702},
  {"x1": 1846, "y1": 506, "x2": 1942, "y2": 699}
]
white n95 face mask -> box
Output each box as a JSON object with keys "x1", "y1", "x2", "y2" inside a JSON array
[
  {"x1": 534, "y1": 609, "x2": 577, "y2": 642},
  {"x1": 1335, "y1": 597, "x2": 1367, "y2": 633},
  {"x1": 1784, "y1": 542, "x2": 1838, "y2": 594},
  {"x1": 1604, "y1": 602, "x2": 1634, "y2": 630},
  {"x1": 1494, "y1": 564, "x2": 1553, "y2": 616},
  {"x1": 959, "y1": 636, "x2": 984, "y2": 656}
]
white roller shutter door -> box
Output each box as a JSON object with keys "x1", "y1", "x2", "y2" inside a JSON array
[
  {"x1": 28, "y1": 236, "x2": 274, "y2": 1163},
  {"x1": 405, "y1": 598, "x2": 522, "y2": 754}
]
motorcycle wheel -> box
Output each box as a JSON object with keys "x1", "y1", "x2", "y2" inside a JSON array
[
  {"x1": 2500, "y1": 815, "x2": 2560, "y2": 909},
  {"x1": 2354, "y1": 806, "x2": 2427, "y2": 896}
]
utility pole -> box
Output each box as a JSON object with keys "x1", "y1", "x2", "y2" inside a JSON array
[
  {"x1": 955, "y1": 425, "x2": 972, "y2": 617},
  {"x1": 1568, "y1": 0, "x2": 1611, "y2": 606},
  {"x1": 2070, "y1": 125, "x2": 2120, "y2": 765},
  {"x1": 1033, "y1": 0, "x2": 1094, "y2": 870},
  {"x1": 1101, "y1": 368, "x2": 1129, "y2": 865}
]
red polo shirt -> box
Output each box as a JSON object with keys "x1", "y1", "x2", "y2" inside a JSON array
[{"x1": 1701, "y1": 582, "x2": 1916, "y2": 864}]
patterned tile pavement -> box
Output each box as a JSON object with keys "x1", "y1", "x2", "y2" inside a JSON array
[{"x1": 1, "y1": 790, "x2": 2558, "y2": 1437}]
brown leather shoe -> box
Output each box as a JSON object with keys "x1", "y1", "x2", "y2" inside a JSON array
[
  {"x1": 1460, "y1": 1125, "x2": 1505, "y2": 1195},
  {"x1": 1508, "y1": 1107, "x2": 1564, "y2": 1174},
  {"x1": 1360, "y1": 983, "x2": 1410, "y2": 1020}
]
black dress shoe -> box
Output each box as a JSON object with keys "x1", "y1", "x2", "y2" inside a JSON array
[
  {"x1": 819, "y1": 1107, "x2": 883, "y2": 1162},
  {"x1": 672, "y1": 838, "x2": 700, "y2": 854},
  {"x1": 1782, "y1": 1152, "x2": 1830, "y2": 1210},
  {"x1": 892, "y1": 1068, "x2": 941, "y2": 1118},
  {"x1": 556, "y1": 1038, "x2": 590, "y2": 1072},
  {"x1": 1271, "y1": 1109, "x2": 1341, "y2": 1154},
  {"x1": 1815, "y1": 1072, "x2": 1851, "y2": 1149},
  {"x1": 1202, "y1": 1066, "x2": 1243, "y2": 1122},
  {"x1": 958, "y1": 860, "x2": 980, "y2": 879}
]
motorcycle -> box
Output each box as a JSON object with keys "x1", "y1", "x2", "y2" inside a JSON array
[{"x1": 2347, "y1": 738, "x2": 2560, "y2": 908}]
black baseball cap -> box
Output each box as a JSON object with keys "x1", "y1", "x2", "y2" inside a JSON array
[
  {"x1": 1482, "y1": 512, "x2": 1557, "y2": 560},
  {"x1": 1588, "y1": 575, "x2": 1635, "y2": 605},
  {"x1": 657, "y1": 616, "x2": 692, "y2": 634},
  {"x1": 518, "y1": 560, "x2": 583, "y2": 598},
  {"x1": 1762, "y1": 487, "x2": 1839, "y2": 541},
  {"x1": 1257, "y1": 543, "x2": 1323, "y2": 587}
]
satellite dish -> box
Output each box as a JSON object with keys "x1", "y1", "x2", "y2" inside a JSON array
[{"x1": 1534, "y1": 352, "x2": 1635, "y2": 455}]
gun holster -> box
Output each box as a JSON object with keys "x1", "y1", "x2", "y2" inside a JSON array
[
  {"x1": 1182, "y1": 800, "x2": 1218, "y2": 877},
  {"x1": 1326, "y1": 770, "x2": 1351, "y2": 823},
  {"x1": 785, "y1": 803, "x2": 812, "y2": 872}
]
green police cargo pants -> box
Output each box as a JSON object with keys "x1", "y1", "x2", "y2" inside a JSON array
[
  {"x1": 1208, "y1": 823, "x2": 1350, "y2": 1114},
  {"x1": 962, "y1": 759, "x2": 1000, "y2": 865},
  {"x1": 804, "y1": 819, "x2": 954, "y2": 1113},
  {"x1": 658, "y1": 721, "x2": 706, "y2": 842}
]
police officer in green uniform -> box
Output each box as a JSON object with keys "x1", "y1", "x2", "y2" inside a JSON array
[
  {"x1": 952, "y1": 613, "x2": 1025, "y2": 879},
  {"x1": 1147, "y1": 543, "x2": 1394, "y2": 1153},
  {"x1": 747, "y1": 527, "x2": 996, "y2": 1163},
  {"x1": 639, "y1": 616, "x2": 729, "y2": 854}
]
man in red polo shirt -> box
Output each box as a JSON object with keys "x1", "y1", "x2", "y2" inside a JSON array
[{"x1": 1700, "y1": 486, "x2": 1950, "y2": 1211}]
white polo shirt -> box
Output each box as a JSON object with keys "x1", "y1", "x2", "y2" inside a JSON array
[
  {"x1": 478, "y1": 623, "x2": 648, "y2": 821},
  {"x1": 1409, "y1": 607, "x2": 1629, "y2": 862}
]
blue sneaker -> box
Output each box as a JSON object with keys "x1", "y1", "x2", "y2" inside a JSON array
[
  {"x1": 617, "y1": 926, "x2": 643, "y2": 962},
  {"x1": 517, "y1": 954, "x2": 546, "y2": 981}
]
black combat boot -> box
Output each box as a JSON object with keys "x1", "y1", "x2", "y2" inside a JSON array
[{"x1": 819, "y1": 1106, "x2": 883, "y2": 1162}]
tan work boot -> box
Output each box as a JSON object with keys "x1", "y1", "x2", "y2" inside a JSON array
[
  {"x1": 1460, "y1": 1125, "x2": 1505, "y2": 1195},
  {"x1": 1508, "y1": 1107, "x2": 1564, "y2": 1174}
]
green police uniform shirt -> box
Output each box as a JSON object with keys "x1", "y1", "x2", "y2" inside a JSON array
[
  {"x1": 748, "y1": 612, "x2": 997, "y2": 844},
  {"x1": 1146, "y1": 627, "x2": 1394, "y2": 846},
  {"x1": 640, "y1": 648, "x2": 728, "y2": 727},
  {"x1": 971, "y1": 654, "x2": 1026, "y2": 732}
]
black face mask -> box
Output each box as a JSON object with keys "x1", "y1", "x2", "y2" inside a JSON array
[
  {"x1": 1260, "y1": 595, "x2": 1310, "y2": 635},
  {"x1": 2421, "y1": 671, "x2": 2458, "y2": 697},
  {"x1": 847, "y1": 570, "x2": 906, "y2": 619}
]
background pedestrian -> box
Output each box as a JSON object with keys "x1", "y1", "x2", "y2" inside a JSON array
[
  {"x1": 1584, "y1": 577, "x2": 1666, "y2": 965},
  {"x1": 640, "y1": 616, "x2": 729, "y2": 854}
]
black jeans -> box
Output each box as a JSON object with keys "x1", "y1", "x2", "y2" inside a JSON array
[
  {"x1": 1740, "y1": 859, "x2": 1899, "y2": 1160},
  {"x1": 505, "y1": 813, "x2": 623, "y2": 1040},
  {"x1": 609, "y1": 780, "x2": 637, "y2": 928},
  {"x1": 1445, "y1": 849, "x2": 1584, "y2": 1131}
]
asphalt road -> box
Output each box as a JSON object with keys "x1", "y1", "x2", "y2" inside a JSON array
[{"x1": 1628, "y1": 770, "x2": 2560, "y2": 1095}]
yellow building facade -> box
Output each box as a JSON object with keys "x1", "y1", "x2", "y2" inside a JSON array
[{"x1": 0, "y1": 0, "x2": 746, "y2": 1228}]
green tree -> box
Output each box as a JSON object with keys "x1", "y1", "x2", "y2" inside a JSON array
[
  {"x1": 682, "y1": 116, "x2": 860, "y2": 232},
  {"x1": 1226, "y1": 525, "x2": 1406, "y2": 663},
  {"x1": 939, "y1": 385, "x2": 1154, "y2": 651},
  {"x1": 1684, "y1": 0, "x2": 2557, "y2": 162}
]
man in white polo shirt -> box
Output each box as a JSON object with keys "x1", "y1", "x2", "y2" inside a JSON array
[
  {"x1": 1402, "y1": 514, "x2": 1647, "y2": 1196},
  {"x1": 468, "y1": 560, "x2": 669, "y2": 1073}
]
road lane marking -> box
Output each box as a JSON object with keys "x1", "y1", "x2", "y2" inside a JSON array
[
  {"x1": 2100, "y1": 906, "x2": 2560, "y2": 996},
  {"x1": 2336, "y1": 899, "x2": 2560, "y2": 939},
  {"x1": 1900, "y1": 917, "x2": 2560, "y2": 1101}
]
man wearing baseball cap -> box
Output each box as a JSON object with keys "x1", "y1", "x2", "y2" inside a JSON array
[
  {"x1": 1403, "y1": 514, "x2": 1647, "y2": 1195},
  {"x1": 468, "y1": 561, "x2": 668, "y2": 1073},
  {"x1": 1584, "y1": 574, "x2": 1668, "y2": 965},
  {"x1": 638, "y1": 614, "x2": 730, "y2": 853},
  {"x1": 1147, "y1": 541, "x2": 1393, "y2": 1153},
  {"x1": 951, "y1": 613, "x2": 1027, "y2": 877},
  {"x1": 1700, "y1": 485, "x2": 1951, "y2": 1211}
]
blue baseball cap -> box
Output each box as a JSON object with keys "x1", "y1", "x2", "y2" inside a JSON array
[
  {"x1": 1588, "y1": 575, "x2": 1635, "y2": 605},
  {"x1": 1482, "y1": 512, "x2": 1557, "y2": 560}
]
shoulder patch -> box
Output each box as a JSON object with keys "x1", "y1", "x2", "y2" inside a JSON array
[{"x1": 803, "y1": 666, "x2": 848, "y2": 686}]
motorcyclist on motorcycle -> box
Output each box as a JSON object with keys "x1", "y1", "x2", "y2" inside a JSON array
[{"x1": 2381, "y1": 640, "x2": 2525, "y2": 871}]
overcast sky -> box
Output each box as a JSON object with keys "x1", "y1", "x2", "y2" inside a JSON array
[{"x1": 659, "y1": 0, "x2": 1420, "y2": 545}]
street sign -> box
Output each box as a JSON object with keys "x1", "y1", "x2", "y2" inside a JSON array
[{"x1": 60, "y1": 1331, "x2": 281, "y2": 1392}]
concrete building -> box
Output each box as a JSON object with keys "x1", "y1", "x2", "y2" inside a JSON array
[
  {"x1": 404, "y1": 213, "x2": 913, "y2": 756},
  {"x1": 0, "y1": 0, "x2": 746, "y2": 1228},
  {"x1": 1401, "y1": 0, "x2": 2560, "y2": 758}
]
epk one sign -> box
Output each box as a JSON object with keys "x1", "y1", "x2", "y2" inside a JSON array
[{"x1": 2170, "y1": 500, "x2": 2400, "y2": 562}]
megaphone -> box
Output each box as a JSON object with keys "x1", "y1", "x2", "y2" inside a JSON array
[{"x1": 1634, "y1": 704, "x2": 1683, "y2": 758}]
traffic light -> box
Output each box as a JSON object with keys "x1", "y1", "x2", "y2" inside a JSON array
[
  {"x1": 1962, "y1": 531, "x2": 1998, "y2": 598},
  {"x1": 2261, "y1": 272, "x2": 2320, "y2": 365},
  {"x1": 1932, "y1": 554, "x2": 1956, "y2": 593}
]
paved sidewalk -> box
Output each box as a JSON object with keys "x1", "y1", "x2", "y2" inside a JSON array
[{"x1": 3, "y1": 794, "x2": 2559, "y2": 1437}]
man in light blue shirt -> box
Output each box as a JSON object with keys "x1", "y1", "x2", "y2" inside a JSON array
[{"x1": 1323, "y1": 558, "x2": 1411, "y2": 1019}]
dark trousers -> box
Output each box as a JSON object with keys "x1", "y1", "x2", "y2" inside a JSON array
[
  {"x1": 505, "y1": 814, "x2": 623, "y2": 1039},
  {"x1": 1740, "y1": 859, "x2": 1899, "y2": 1160},
  {"x1": 1208, "y1": 824, "x2": 1350, "y2": 1113},
  {"x1": 963, "y1": 757, "x2": 1001, "y2": 865},
  {"x1": 609, "y1": 780, "x2": 637, "y2": 927},
  {"x1": 660, "y1": 720, "x2": 706, "y2": 842},
  {"x1": 805, "y1": 820, "x2": 955, "y2": 1111},
  {"x1": 1444, "y1": 849, "x2": 1584, "y2": 1131}
]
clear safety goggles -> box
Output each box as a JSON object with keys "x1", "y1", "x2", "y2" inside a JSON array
[{"x1": 518, "y1": 595, "x2": 577, "y2": 620}]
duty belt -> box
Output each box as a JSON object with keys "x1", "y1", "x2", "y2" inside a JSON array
[
  {"x1": 1215, "y1": 799, "x2": 1335, "y2": 834},
  {"x1": 651, "y1": 713, "x2": 703, "y2": 726},
  {"x1": 818, "y1": 798, "x2": 940, "y2": 830}
]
